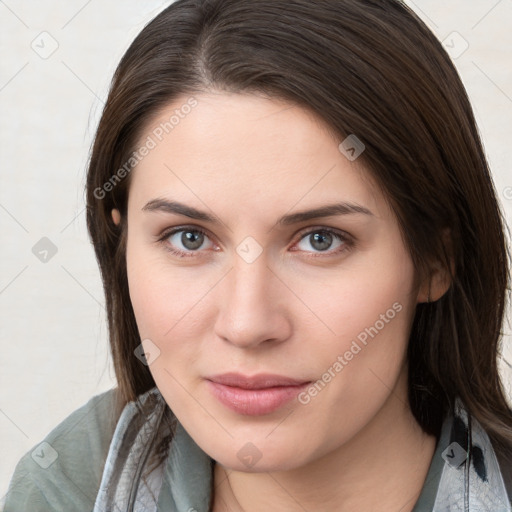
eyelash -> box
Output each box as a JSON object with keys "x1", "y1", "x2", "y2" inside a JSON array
[{"x1": 156, "y1": 225, "x2": 355, "y2": 259}]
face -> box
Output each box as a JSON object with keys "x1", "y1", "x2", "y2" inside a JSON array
[{"x1": 123, "y1": 91, "x2": 424, "y2": 472}]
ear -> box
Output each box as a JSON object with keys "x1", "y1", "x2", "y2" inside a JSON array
[
  {"x1": 111, "y1": 208, "x2": 121, "y2": 226},
  {"x1": 417, "y1": 229, "x2": 454, "y2": 303},
  {"x1": 417, "y1": 264, "x2": 451, "y2": 303}
]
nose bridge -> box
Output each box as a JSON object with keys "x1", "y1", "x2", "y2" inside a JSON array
[
  {"x1": 213, "y1": 250, "x2": 290, "y2": 347},
  {"x1": 231, "y1": 253, "x2": 271, "y2": 303}
]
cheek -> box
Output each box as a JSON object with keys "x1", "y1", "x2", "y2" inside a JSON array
[
  {"x1": 296, "y1": 239, "x2": 417, "y2": 384},
  {"x1": 306, "y1": 242, "x2": 416, "y2": 345},
  {"x1": 126, "y1": 216, "x2": 417, "y2": 371},
  {"x1": 126, "y1": 237, "x2": 216, "y2": 351},
  {"x1": 126, "y1": 233, "x2": 175, "y2": 339}
]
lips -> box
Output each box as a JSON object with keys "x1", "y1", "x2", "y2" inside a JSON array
[
  {"x1": 206, "y1": 372, "x2": 311, "y2": 389},
  {"x1": 205, "y1": 372, "x2": 312, "y2": 415}
]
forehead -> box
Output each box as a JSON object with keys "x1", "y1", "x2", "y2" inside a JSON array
[{"x1": 127, "y1": 91, "x2": 384, "y2": 220}]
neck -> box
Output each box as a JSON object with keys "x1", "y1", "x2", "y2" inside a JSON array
[{"x1": 212, "y1": 376, "x2": 437, "y2": 512}]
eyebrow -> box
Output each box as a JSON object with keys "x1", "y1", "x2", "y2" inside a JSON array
[{"x1": 142, "y1": 198, "x2": 373, "y2": 226}]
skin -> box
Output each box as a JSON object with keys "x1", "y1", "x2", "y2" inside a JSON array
[{"x1": 113, "y1": 91, "x2": 450, "y2": 511}]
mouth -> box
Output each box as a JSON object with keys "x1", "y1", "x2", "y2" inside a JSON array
[{"x1": 205, "y1": 372, "x2": 312, "y2": 415}]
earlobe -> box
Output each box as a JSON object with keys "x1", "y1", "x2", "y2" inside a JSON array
[{"x1": 111, "y1": 208, "x2": 121, "y2": 226}]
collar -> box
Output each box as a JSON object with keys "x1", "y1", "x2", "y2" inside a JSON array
[{"x1": 94, "y1": 388, "x2": 511, "y2": 512}]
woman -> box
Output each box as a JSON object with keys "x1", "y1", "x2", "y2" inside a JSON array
[{"x1": 5, "y1": 0, "x2": 512, "y2": 510}]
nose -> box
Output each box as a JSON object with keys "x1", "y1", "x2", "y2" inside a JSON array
[{"x1": 213, "y1": 253, "x2": 292, "y2": 349}]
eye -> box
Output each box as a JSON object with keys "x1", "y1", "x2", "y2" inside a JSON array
[
  {"x1": 157, "y1": 225, "x2": 353, "y2": 259},
  {"x1": 292, "y1": 228, "x2": 352, "y2": 256},
  {"x1": 157, "y1": 226, "x2": 217, "y2": 258}
]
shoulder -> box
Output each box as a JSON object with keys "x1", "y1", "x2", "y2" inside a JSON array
[
  {"x1": 495, "y1": 438, "x2": 512, "y2": 506},
  {"x1": 2, "y1": 387, "x2": 122, "y2": 512}
]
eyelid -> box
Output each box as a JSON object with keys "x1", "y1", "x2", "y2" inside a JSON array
[
  {"x1": 294, "y1": 224, "x2": 352, "y2": 241},
  {"x1": 157, "y1": 225, "x2": 213, "y2": 242}
]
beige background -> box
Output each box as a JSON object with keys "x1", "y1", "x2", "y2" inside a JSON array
[{"x1": 1, "y1": 0, "x2": 511, "y2": 503}]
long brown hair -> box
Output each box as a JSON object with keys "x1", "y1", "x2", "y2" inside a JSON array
[{"x1": 86, "y1": 0, "x2": 512, "y2": 458}]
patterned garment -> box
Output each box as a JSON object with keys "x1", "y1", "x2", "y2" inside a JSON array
[
  {"x1": 432, "y1": 400, "x2": 511, "y2": 511},
  {"x1": 92, "y1": 387, "x2": 512, "y2": 512},
  {"x1": 92, "y1": 388, "x2": 166, "y2": 511}
]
